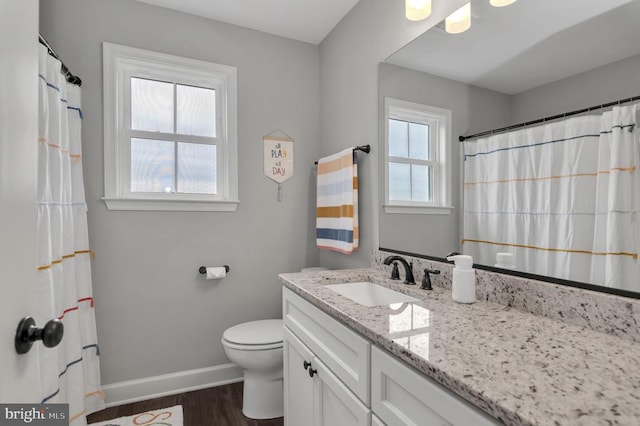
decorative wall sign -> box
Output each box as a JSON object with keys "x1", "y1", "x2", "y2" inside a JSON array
[{"x1": 263, "y1": 130, "x2": 294, "y2": 201}]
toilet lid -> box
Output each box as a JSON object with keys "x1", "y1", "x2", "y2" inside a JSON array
[{"x1": 223, "y1": 319, "x2": 283, "y2": 346}]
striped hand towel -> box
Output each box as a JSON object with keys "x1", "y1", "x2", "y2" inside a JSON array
[{"x1": 316, "y1": 148, "x2": 359, "y2": 254}]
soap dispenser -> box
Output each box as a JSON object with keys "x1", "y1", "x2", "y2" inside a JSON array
[
  {"x1": 495, "y1": 252, "x2": 516, "y2": 269},
  {"x1": 447, "y1": 255, "x2": 476, "y2": 304}
]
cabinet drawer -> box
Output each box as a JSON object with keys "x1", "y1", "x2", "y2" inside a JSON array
[
  {"x1": 283, "y1": 287, "x2": 370, "y2": 404},
  {"x1": 371, "y1": 346, "x2": 500, "y2": 426}
]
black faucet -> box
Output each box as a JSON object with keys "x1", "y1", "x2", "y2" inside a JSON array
[
  {"x1": 383, "y1": 255, "x2": 415, "y2": 285},
  {"x1": 421, "y1": 269, "x2": 440, "y2": 290}
]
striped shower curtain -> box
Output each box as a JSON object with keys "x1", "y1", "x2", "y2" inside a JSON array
[
  {"x1": 38, "y1": 44, "x2": 104, "y2": 423},
  {"x1": 463, "y1": 103, "x2": 640, "y2": 290}
]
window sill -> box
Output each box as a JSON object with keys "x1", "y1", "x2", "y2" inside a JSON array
[
  {"x1": 383, "y1": 204, "x2": 454, "y2": 215},
  {"x1": 102, "y1": 197, "x2": 239, "y2": 212}
]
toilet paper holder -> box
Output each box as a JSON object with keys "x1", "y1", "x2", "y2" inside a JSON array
[{"x1": 199, "y1": 265, "x2": 230, "y2": 275}]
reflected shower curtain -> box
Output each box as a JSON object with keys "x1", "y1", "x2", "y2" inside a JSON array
[
  {"x1": 38, "y1": 45, "x2": 104, "y2": 423},
  {"x1": 463, "y1": 103, "x2": 640, "y2": 290}
]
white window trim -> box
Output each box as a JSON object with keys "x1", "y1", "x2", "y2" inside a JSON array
[
  {"x1": 102, "y1": 42, "x2": 238, "y2": 212},
  {"x1": 384, "y1": 97, "x2": 453, "y2": 215}
]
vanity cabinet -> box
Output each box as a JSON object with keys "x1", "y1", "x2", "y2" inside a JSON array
[
  {"x1": 283, "y1": 287, "x2": 371, "y2": 426},
  {"x1": 371, "y1": 346, "x2": 499, "y2": 426},
  {"x1": 282, "y1": 287, "x2": 499, "y2": 426},
  {"x1": 284, "y1": 328, "x2": 370, "y2": 426}
]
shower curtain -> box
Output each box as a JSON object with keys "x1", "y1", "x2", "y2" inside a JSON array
[
  {"x1": 38, "y1": 44, "x2": 104, "y2": 423},
  {"x1": 463, "y1": 103, "x2": 640, "y2": 290}
]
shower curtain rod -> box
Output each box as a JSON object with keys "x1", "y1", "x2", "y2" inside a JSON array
[
  {"x1": 459, "y1": 94, "x2": 640, "y2": 142},
  {"x1": 39, "y1": 34, "x2": 82, "y2": 86}
]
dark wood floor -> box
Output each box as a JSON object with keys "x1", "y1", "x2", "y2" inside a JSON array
[{"x1": 87, "y1": 382, "x2": 284, "y2": 426}]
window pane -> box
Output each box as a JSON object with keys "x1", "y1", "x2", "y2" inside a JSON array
[
  {"x1": 131, "y1": 78, "x2": 174, "y2": 133},
  {"x1": 389, "y1": 162, "x2": 411, "y2": 201},
  {"x1": 409, "y1": 122, "x2": 429, "y2": 160},
  {"x1": 177, "y1": 143, "x2": 217, "y2": 194},
  {"x1": 412, "y1": 164, "x2": 432, "y2": 202},
  {"x1": 177, "y1": 85, "x2": 216, "y2": 137},
  {"x1": 131, "y1": 138, "x2": 175, "y2": 193},
  {"x1": 389, "y1": 119, "x2": 408, "y2": 158}
]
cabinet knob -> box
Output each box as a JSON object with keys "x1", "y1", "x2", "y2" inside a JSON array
[
  {"x1": 308, "y1": 367, "x2": 317, "y2": 378},
  {"x1": 303, "y1": 360, "x2": 312, "y2": 371}
]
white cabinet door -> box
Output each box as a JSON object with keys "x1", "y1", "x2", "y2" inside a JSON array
[
  {"x1": 285, "y1": 326, "x2": 370, "y2": 426},
  {"x1": 314, "y1": 356, "x2": 370, "y2": 426},
  {"x1": 284, "y1": 327, "x2": 315, "y2": 426}
]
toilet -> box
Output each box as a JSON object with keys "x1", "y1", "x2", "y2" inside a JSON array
[
  {"x1": 222, "y1": 319, "x2": 284, "y2": 419},
  {"x1": 222, "y1": 269, "x2": 327, "y2": 419}
]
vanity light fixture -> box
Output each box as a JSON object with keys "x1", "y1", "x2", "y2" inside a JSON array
[
  {"x1": 490, "y1": 0, "x2": 517, "y2": 7},
  {"x1": 445, "y1": 2, "x2": 471, "y2": 34},
  {"x1": 405, "y1": 0, "x2": 432, "y2": 21}
]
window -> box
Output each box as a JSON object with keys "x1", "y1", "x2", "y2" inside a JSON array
[
  {"x1": 384, "y1": 98, "x2": 452, "y2": 214},
  {"x1": 103, "y1": 43, "x2": 238, "y2": 211}
]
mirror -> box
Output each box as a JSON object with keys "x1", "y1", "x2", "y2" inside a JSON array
[{"x1": 378, "y1": 0, "x2": 640, "y2": 294}]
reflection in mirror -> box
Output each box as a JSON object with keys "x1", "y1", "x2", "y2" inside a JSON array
[
  {"x1": 379, "y1": 0, "x2": 640, "y2": 294},
  {"x1": 388, "y1": 303, "x2": 431, "y2": 358}
]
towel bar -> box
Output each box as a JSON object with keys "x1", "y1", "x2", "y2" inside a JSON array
[{"x1": 314, "y1": 145, "x2": 371, "y2": 165}]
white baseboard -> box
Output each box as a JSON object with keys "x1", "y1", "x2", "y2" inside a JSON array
[{"x1": 102, "y1": 363, "x2": 243, "y2": 407}]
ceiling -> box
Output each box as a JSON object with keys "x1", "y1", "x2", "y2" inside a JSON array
[
  {"x1": 134, "y1": 0, "x2": 359, "y2": 45},
  {"x1": 386, "y1": 0, "x2": 640, "y2": 95},
  {"x1": 132, "y1": 0, "x2": 640, "y2": 92}
]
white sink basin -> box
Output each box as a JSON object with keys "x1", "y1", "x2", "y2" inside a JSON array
[{"x1": 325, "y1": 282, "x2": 419, "y2": 307}]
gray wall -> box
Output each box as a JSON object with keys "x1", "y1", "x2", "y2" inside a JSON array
[
  {"x1": 377, "y1": 63, "x2": 512, "y2": 256},
  {"x1": 40, "y1": 0, "x2": 319, "y2": 385},
  {"x1": 512, "y1": 53, "x2": 640, "y2": 123},
  {"x1": 318, "y1": 0, "x2": 469, "y2": 269}
]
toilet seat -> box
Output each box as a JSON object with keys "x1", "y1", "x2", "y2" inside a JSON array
[
  {"x1": 222, "y1": 319, "x2": 283, "y2": 351},
  {"x1": 222, "y1": 340, "x2": 283, "y2": 351}
]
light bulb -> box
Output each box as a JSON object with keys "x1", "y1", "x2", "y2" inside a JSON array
[
  {"x1": 445, "y1": 2, "x2": 471, "y2": 34},
  {"x1": 490, "y1": 0, "x2": 517, "y2": 7},
  {"x1": 406, "y1": 0, "x2": 432, "y2": 21}
]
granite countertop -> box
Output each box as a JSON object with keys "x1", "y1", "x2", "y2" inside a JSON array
[{"x1": 279, "y1": 268, "x2": 640, "y2": 426}]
